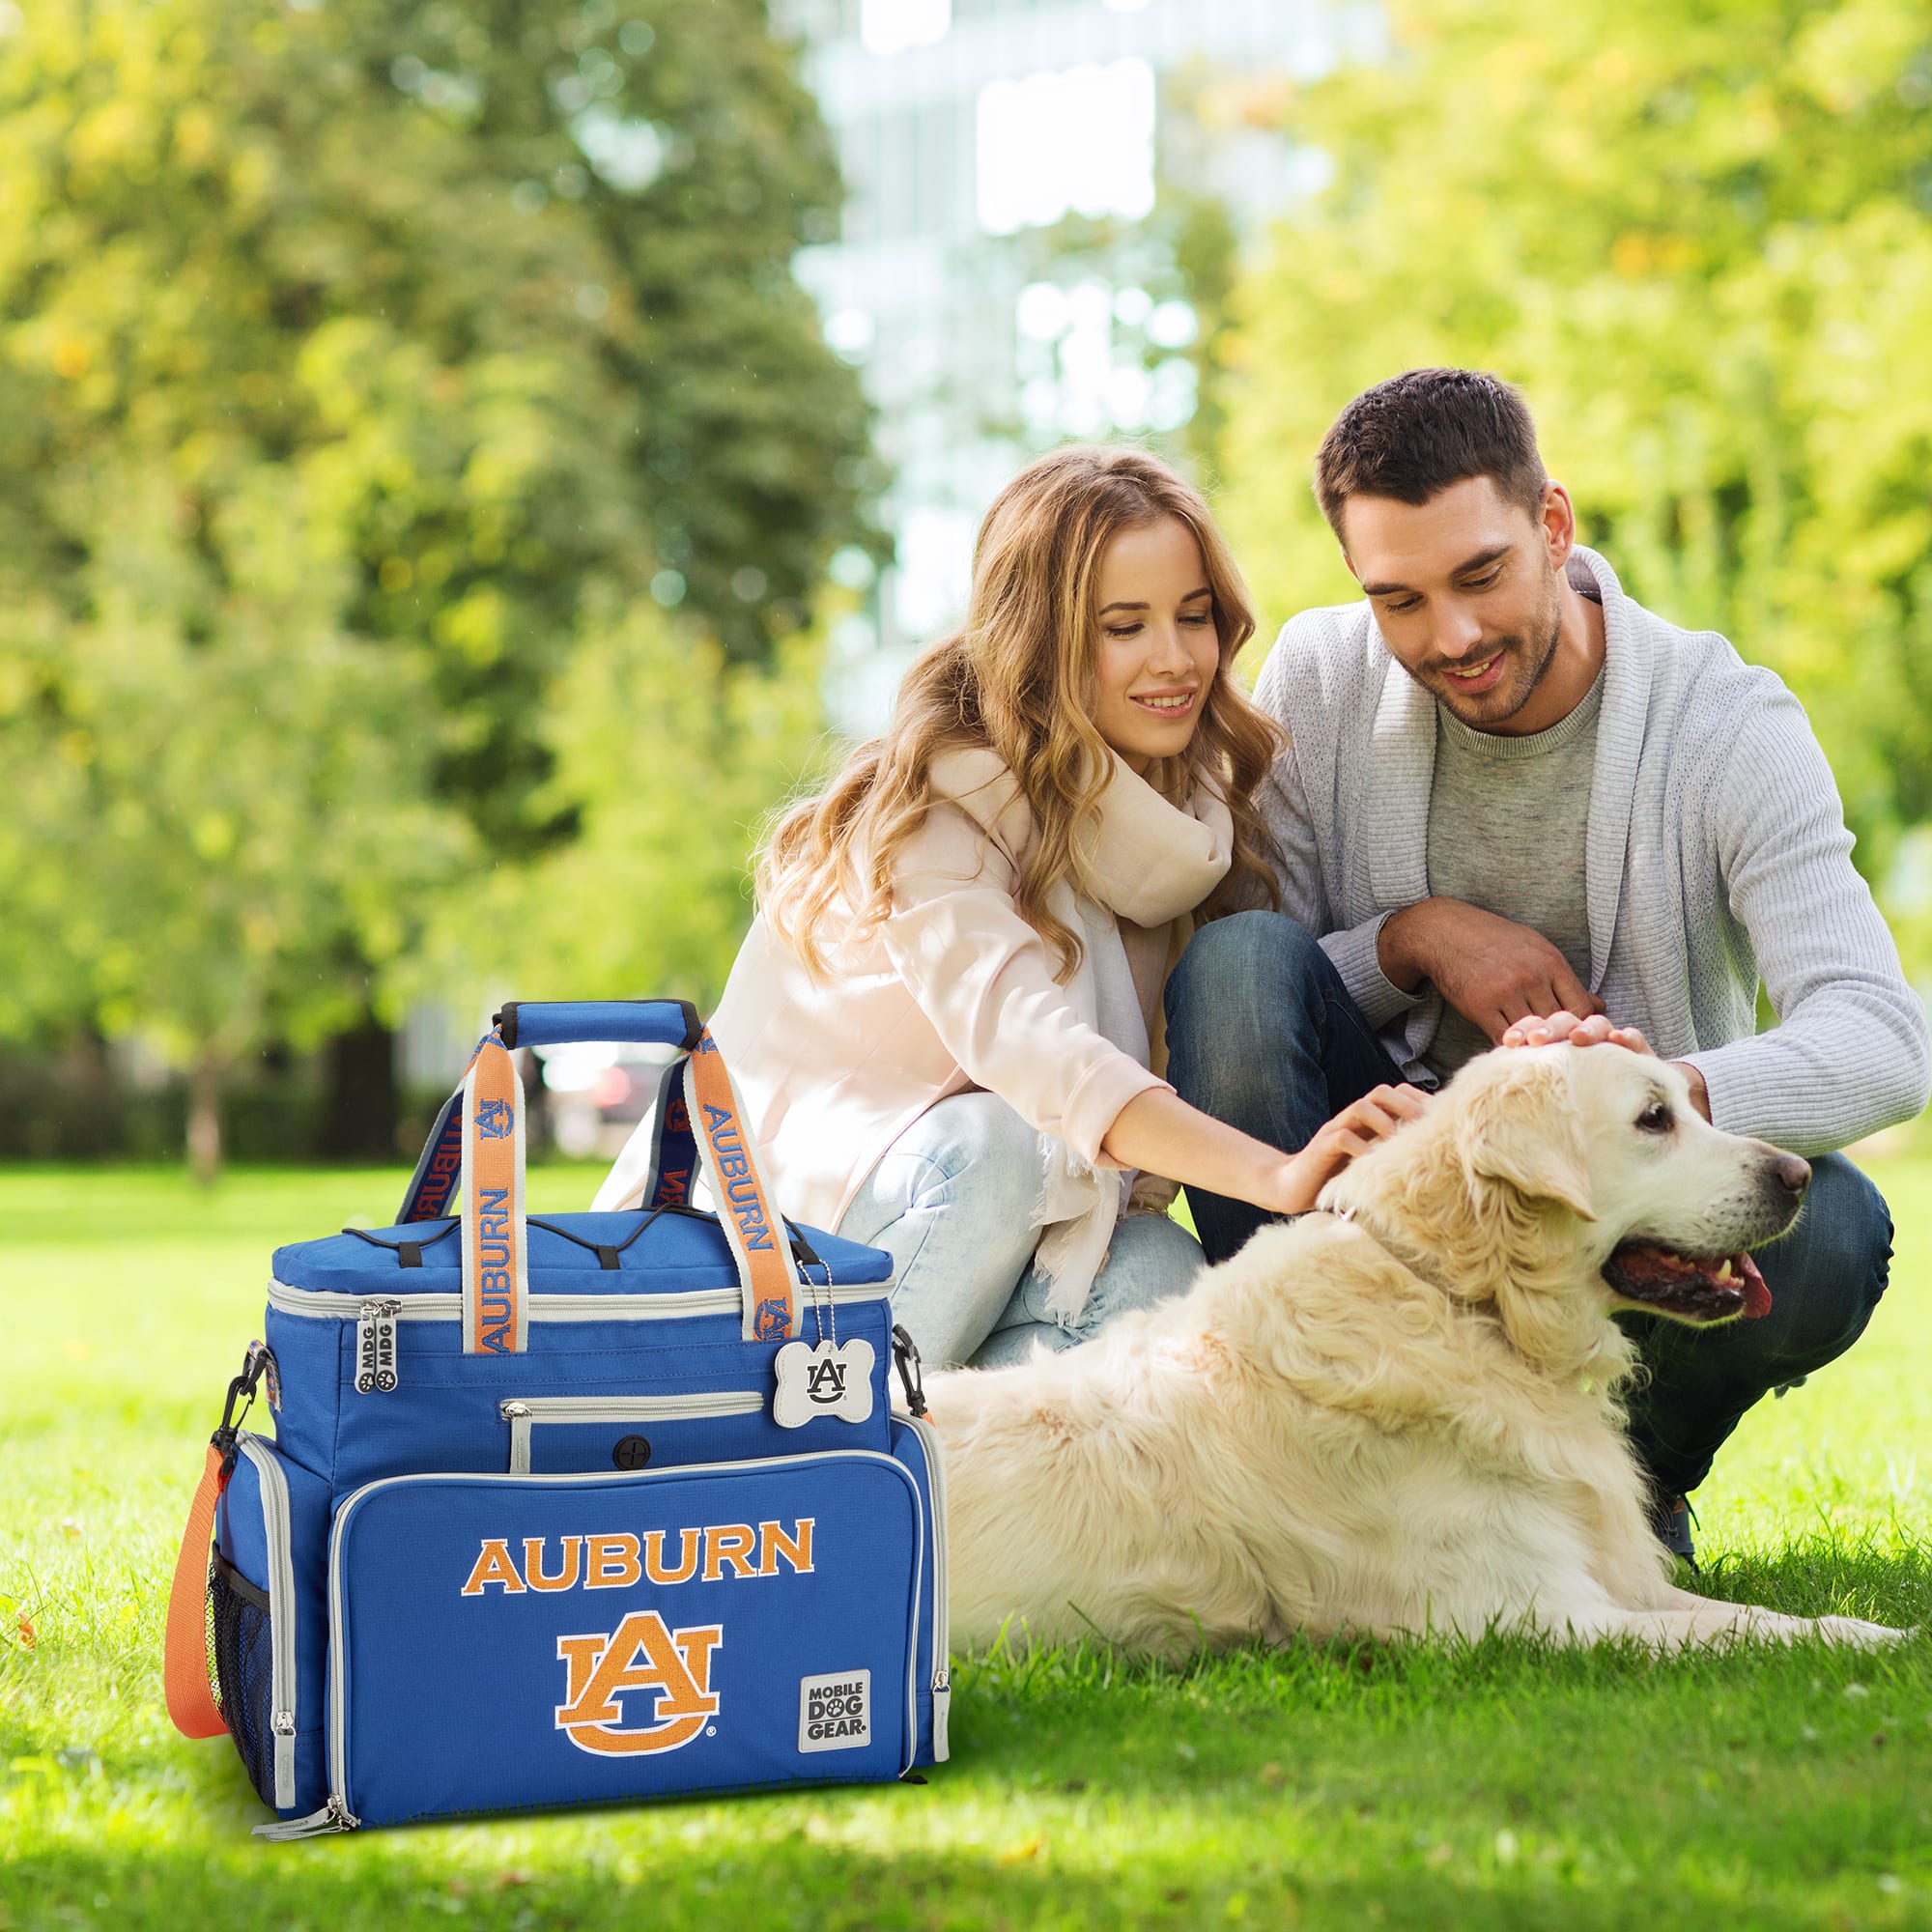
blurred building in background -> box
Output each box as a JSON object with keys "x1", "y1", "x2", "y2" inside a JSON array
[{"x1": 773, "y1": 0, "x2": 1383, "y2": 730}]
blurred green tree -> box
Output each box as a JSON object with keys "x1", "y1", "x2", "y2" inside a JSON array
[
  {"x1": 1218, "y1": 0, "x2": 1932, "y2": 888},
  {"x1": 0, "y1": 472, "x2": 471, "y2": 1181},
  {"x1": 427, "y1": 599, "x2": 831, "y2": 1014},
  {"x1": 0, "y1": 0, "x2": 873, "y2": 1168}
]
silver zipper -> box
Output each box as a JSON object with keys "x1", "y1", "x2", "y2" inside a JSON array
[
  {"x1": 270, "y1": 1280, "x2": 888, "y2": 1324},
  {"x1": 254, "y1": 1792, "x2": 358, "y2": 1840},
  {"x1": 498, "y1": 1392, "x2": 764, "y2": 1474},
  {"x1": 354, "y1": 1300, "x2": 401, "y2": 1394},
  {"x1": 234, "y1": 1435, "x2": 299, "y2": 1808},
  {"x1": 903, "y1": 1415, "x2": 952, "y2": 1762},
  {"x1": 321, "y1": 1448, "x2": 926, "y2": 1823}
]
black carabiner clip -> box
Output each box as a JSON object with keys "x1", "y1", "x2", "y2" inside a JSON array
[
  {"x1": 212, "y1": 1342, "x2": 267, "y2": 1470},
  {"x1": 891, "y1": 1322, "x2": 928, "y2": 1419}
]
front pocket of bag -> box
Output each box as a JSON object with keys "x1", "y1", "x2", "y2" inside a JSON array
[
  {"x1": 498, "y1": 1392, "x2": 766, "y2": 1474},
  {"x1": 327, "y1": 1451, "x2": 924, "y2": 1829}
]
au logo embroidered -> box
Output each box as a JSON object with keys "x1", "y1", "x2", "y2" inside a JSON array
[
  {"x1": 554, "y1": 1611, "x2": 723, "y2": 1756},
  {"x1": 473, "y1": 1097, "x2": 515, "y2": 1140},
  {"x1": 798, "y1": 1668, "x2": 869, "y2": 1753}
]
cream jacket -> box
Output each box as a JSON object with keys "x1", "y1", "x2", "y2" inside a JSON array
[{"x1": 597, "y1": 754, "x2": 1233, "y2": 1243}]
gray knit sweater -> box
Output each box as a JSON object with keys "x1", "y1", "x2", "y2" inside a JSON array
[{"x1": 1253, "y1": 545, "x2": 1931, "y2": 1154}]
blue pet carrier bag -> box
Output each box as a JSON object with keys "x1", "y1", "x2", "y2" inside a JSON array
[{"x1": 164, "y1": 1000, "x2": 949, "y2": 1837}]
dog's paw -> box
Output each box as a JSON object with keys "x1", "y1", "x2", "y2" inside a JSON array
[{"x1": 1814, "y1": 1614, "x2": 1911, "y2": 1649}]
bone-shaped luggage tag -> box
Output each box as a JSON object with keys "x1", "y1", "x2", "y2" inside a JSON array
[{"x1": 773, "y1": 1338, "x2": 875, "y2": 1428}]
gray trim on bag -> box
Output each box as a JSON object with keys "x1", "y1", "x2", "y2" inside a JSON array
[
  {"x1": 267, "y1": 1280, "x2": 889, "y2": 1324},
  {"x1": 235, "y1": 1434, "x2": 299, "y2": 1810},
  {"x1": 902, "y1": 1415, "x2": 952, "y2": 1763}
]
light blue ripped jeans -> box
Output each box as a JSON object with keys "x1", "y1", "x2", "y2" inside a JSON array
[{"x1": 835, "y1": 1091, "x2": 1206, "y2": 1371}]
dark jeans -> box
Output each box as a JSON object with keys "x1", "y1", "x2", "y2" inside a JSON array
[{"x1": 1165, "y1": 911, "x2": 1894, "y2": 1500}]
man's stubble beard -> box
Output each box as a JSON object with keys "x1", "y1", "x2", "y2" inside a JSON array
[{"x1": 1429, "y1": 577, "x2": 1564, "y2": 729}]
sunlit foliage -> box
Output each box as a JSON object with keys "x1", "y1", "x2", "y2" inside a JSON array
[
  {"x1": 1220, "y1": 0, "x2": 1932, "y2": 892},
  {"x1": 0, "y1": 0, "x2": 872, "y2": 1169}
]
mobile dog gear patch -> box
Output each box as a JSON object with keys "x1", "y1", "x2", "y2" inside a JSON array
[{"x1": 798, "y1": 1668, "x2": 871, "y2": 1752}]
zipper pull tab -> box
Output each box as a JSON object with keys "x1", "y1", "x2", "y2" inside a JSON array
[
  {"x1": 500, "y1": 1401, "x2": 532, "y2": 1476},
  {"x1": 252, "y1": 1793, "x2": 359, "y2": 1840},
  {"x1": 374, "y1": 1298, "x2": 400, "y2": 1392},
  {"x1": 355, "y1": 1304, "x2": 378, "y2": 1394},
  {"x1": 932, "y1": 1672, "x2": 952, "y2": 1762},
  {"x1": 355, "y1": 1301, "x2": 402, "y2": 1394},
  {"x1": 270, "y1": 1711, "x2": 296, "y2": 1739}
]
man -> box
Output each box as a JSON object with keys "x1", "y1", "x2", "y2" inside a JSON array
[{"x1": 1167, "y1": 367, "x2": 1929, "y2": 1555}]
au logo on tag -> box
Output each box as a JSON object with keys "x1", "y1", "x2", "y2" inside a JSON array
[
  {"x1": 473, "y1": 1097, "x2": 515, "y2": 1140},
  {"x1": 773, "y1": 1338, "x2": 874, "y2": 1428}
]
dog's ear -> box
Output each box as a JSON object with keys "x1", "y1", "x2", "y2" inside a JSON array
[{"x1": 1464, "y1": 1061, "x2": 1596, "y2": 1221}]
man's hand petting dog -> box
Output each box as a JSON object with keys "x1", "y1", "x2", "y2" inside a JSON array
[
  {"x1": 1272, "y1": 1084, "x2": 1431, "y2": 1215},
  {"x1": 1379, "y1": 897, "x2": 1604, "y2": 1039},
  {"x1": 1500, "y1": 1010, "x2": 1712, "y2": 1122}
]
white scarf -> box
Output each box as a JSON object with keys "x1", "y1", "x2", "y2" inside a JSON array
[{"x1": 927, "y1": 746, "x2": 1234, "y2": 1326}]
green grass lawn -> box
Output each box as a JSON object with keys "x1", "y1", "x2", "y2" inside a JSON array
[{"x1": 5, "y1": 1159, "x2": 1932, "y2": 1931}]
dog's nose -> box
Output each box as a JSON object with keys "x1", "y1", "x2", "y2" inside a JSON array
[{"x1": 1774, "y1": 1154, "x2": 1810, "y2": 1196}]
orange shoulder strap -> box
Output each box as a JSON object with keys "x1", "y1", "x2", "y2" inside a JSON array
[{"x1": 163, "y1": 1441, "x2": 229, "y2": 1739}]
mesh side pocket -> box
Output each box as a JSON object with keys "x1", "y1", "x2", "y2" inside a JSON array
[{"x1": 209, "y1": 1555, "x2": 277, "y2": 1806}]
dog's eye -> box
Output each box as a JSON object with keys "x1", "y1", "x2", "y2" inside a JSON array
[{"x1": 1635, "y1": 1100, "x2": 1673, "y2": 1134}]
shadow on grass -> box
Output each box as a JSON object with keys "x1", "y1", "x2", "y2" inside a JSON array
[
  {"x1": 958, "y1": 1525, "x2": 1932, "y2": 1708},
  {"x1": 10, "y1": 1721, "x2": 1932, "y2": 1932},
  {"x1": 14, "y1": 1834, "x2": 1930, "y2": 1932}
]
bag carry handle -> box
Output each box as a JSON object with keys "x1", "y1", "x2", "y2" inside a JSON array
[
  {"x1": 399, "y1": 1005, "x2": 801, "y2": 1349},
  {"x1": 397, "y1": 1001, "x2": 701, "y2": 1228},
  {"x1": 496, "y1": 999, "x2": 702, "y2": 1053}
]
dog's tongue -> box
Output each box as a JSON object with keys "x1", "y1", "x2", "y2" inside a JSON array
[
  {"x1": 1607, "y1": 1242, "x2": 1773, "y2": 1321},
  {"x1": 1733, "y1": 1250, "x2": 1773, "y2": 1321}
]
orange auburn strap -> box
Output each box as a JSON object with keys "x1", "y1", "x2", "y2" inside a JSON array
[
  {"x1": 687, "y1": 1029, "x2": 796, "y2": 1342},
  {"x1": 164, "y1": 1441, "x2": 229, "y2": 1740},
  {"x1": 462, "y1": 1034, "x2": 528, "y2": 1354}
]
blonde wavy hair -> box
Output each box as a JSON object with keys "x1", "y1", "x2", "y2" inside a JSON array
[{"x1": 760, "y1": 444, "x2": 1284, "y2": 980}]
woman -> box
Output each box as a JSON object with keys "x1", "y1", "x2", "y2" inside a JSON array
[{"x1": 598, "y1": 445, "x2": 1421, "y2": 1367}]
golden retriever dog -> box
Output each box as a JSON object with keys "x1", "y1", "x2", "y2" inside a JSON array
[{"x1": 928, "y1": 1044, "x2": 1905, "y2": 1654}]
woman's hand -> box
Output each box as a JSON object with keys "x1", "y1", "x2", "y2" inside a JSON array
[
  {"x1": 1261, "y1": 1085, "x2": 1431, "y2": 1215},
  {"x1": 1100, "y1": 1082, "x2": 1431, "y2": 1224}
]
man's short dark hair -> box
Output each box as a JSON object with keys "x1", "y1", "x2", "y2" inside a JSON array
[{"x1": 1314, "y1": 368, "x2": 1548, "y2": 541}]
